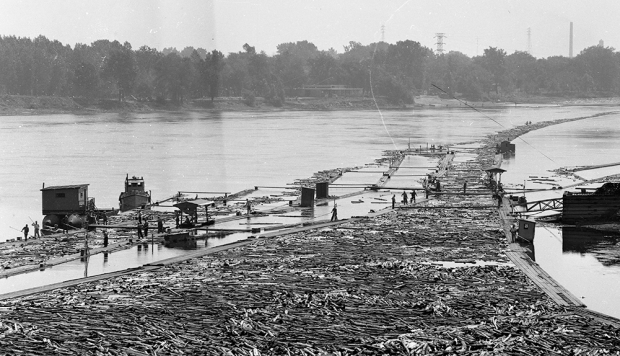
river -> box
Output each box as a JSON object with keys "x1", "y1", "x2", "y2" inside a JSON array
[
  {"x1": 501, "y1": 113, "x2": 620, "y2": 318},
  {"x1": 1, "y1": 105, "x2": 620, "y2": 316},
  {"x1": 1, "y1": 106, "x2": 609, "y2": 241}
]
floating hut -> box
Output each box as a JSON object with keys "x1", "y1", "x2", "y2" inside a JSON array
[
  {"x1": 41, "y1": 183, "x2": 90, "y2": 228},
  {"x1": 173, "y1": 199, "x2": 215, "y2": 226},
  {"x1": 497, "y1": 140, "x2": 516, "y2": 154},
  {"x1": 563, "y1": 182, "x2": 620, "y2": 224}
]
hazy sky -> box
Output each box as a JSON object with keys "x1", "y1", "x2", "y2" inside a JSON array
[{"x1": 1, "y1": 0, "x2": 619, "y2": 58}]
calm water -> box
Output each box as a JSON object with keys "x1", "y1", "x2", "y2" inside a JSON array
[
  {"x1": 501, "y1": 113, "x2": 620, "y2": 318},
  {"x1": 1, "y1": 106, "x2": 609, "y2": 241},
  {"x1": 1, "y1": 106, "x2": 619, "y2": 316}
]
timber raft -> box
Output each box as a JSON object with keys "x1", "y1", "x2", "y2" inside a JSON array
[{"x1": 0, "y1": 117, "x2": 620, "y2": 353}]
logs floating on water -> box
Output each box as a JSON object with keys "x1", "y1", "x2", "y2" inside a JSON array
[{"x1": 0, "y1": 121, "x2": 619, "y2": 354}]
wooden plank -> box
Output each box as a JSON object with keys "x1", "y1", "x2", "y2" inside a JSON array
[
  {"x1": 398, "y1": 205, "x2": 497, "y2": 209},
  {"x1": 505, "y1": 250, "x2": 585, "y2": 307},
  {"x1": 505, "y1": 252, "x2": 567, "y2": 306}
]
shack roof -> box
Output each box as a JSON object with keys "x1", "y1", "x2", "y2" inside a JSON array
[
  {"x1": 174, "y1": 199, "x2": 215, "y2": 209},
  {"x1": 41, "y1": 184, "x2": 89, "y2": 191},
  {"x1": 485, "y1": 167, "x2": 507, "y2": 173}
]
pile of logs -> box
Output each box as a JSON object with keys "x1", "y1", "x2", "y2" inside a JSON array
[{"x1": 0, "y1": 193, "x2": 618, "y2": 353}]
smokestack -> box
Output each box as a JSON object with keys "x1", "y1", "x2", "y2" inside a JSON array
[{"x1": 569, "y1": 22, "x2": 573, "y2": 58}]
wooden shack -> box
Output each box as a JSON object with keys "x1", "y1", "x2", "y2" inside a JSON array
[
  {"x1": 518, "y1": 219, "x2": 536, "y2": 242},
  {"x1": 497, "y1": 141, "x2": 516, "y2": 154},
  {"x1": 301, "y1": 187, "x2": 315, "y2": 207},
  {"x1": 173, "y1": 199, "x2": 215, "y2": 226},
  {"x1": 563, "y1": 182, "x2": 620, "y2": 223},
  {"x1": 316, "y1": 182, "x2": 329, "y2": 199},
  {"x1": 41, "y1": 184, "x2": 89, "y2": 215}
]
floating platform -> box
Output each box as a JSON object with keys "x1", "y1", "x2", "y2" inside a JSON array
[
  {"x1": 563, "y1": 183, "x2": 620, "y2": 223},
  {"x1": 163, "y1": 232, "x2": 196, "y2": 247}
]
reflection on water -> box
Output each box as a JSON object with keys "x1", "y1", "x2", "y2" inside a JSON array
[
  {"x1": 0, "y1": 232, "x2": 245, "y2": 295},
  {"x1": 520, "y1": 241, "x2": 535, "y2": 262},
  {"x1": 562, "y1": 227, "x2": 620, "y2": 265},
  {"x1": 534, "y1": 225, "x2": 620, "y2": 319},
  {"x1": 163, "y1": 239, "x2": 198, "y2": 249}
]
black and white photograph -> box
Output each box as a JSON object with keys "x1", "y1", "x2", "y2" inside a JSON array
[{"x1": 1, "y1": 0, "x2": 620, "y2": 353}]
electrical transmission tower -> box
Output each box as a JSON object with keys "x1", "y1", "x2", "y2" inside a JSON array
[
  {"x1": 434, "y1": 33, "x2": 446, "y2": 54},
  {"x1": 381, "y1": 25, "x2": 385, "y2": 42},
  {"x1": 527, "y1": 28, "x2": 532, "y2": 55}
]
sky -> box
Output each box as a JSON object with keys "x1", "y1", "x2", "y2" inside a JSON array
[{"x1": 1, "y1": 0, "x2": 619, "y2": 58}]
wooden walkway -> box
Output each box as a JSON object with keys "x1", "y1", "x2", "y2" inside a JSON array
[
  {"x1": 504, "y1": 248, "x2": 584, "y2": 307},
  {"x1": 498, "y1": 199, "x2": 586, "y2": 307}
]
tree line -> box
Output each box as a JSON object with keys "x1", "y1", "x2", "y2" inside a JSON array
[{"x1": 1, "y1": 35, "x2": 619, "y2": 105}]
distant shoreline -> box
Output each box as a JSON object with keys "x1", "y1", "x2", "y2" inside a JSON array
[{"x1": 1, "y1": 94, "x2": 619, "y2": 116}]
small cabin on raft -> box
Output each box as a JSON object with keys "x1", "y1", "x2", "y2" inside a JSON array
[
  {"x1": 563, "y1": 182, "x2": 620, "y2": 224},
  {"x1": 496, "y1": 141, "x2": 516, "y2": 154},
  {"x1": 41, "y1": 183, "x2": 90, "y2": 229},
  {"x1": 173, "y1": 199, "x2": 215, "y2": 227}
]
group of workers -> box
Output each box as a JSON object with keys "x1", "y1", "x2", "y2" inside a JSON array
[
  {"x1": 136, "y1": 212, "x2": 166, "y2": 238},
  {"x1": 20, "y1": 221, "x2": 40, "y2": 241},
  {"x1": 390, "y1": 190, "x2": 418, "y2": 209},
  {"x1": 19, "y1": 217, "x2": 76, "y2": 241}
]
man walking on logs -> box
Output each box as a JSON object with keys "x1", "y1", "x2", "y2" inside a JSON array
[
  {"x1": 510, "y1": 224, "x2": 518, "y2": 243},
  {"x1": 32, "y1": 221, "x2": 40, "y2": 239},
  {"x1": 402, "y1": 190, "x2": 408, "y2": 205},
  {"x1": 21, "y1": 224, "x2": 29, "y2": 241},
  {"x1": 137, "y1": 221, "x2": 144, "y2": 238},
  {"x1": 143, "y1": 220, "x2": 149, "y2": 238},
  {"x1": 157, "y1": 216, "x2": 163, "y2": 233},
  {"x1": 391, "y1": 194, "x2": 396, "y2": 209},
  {"x1": 410, "y1": 190, "x2": 416, "y2": 204},
  {"x1": 331, "y1": 203, "x2": 338, "y2": 221}
]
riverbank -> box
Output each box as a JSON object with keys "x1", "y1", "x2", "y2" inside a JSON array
[
  {"x1": 2, "y1": 94, "x2": 620, "y2": 116},
  {"x1": 0, "y1": 119, "x2": 619, "y2": 353}
]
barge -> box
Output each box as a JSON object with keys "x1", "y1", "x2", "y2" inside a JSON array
[{"x1": 163, "y1": 231, "x2": 197, "y2": 248}]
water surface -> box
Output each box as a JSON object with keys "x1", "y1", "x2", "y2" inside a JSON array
[{"x1": 1, "y1": 106, "x2": 619, "y2": 316}]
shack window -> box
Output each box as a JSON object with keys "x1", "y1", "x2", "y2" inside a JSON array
[{"x1": 56, "y1": 193, "x2": 66, "y2": 198}]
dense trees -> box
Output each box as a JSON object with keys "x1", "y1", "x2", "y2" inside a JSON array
[
  {"x1": 1, "y1": 34, "x2": 620, "y2": 105},
  {"x1": 101, "y1": 44, "x2": 137, "y2": 101},
  {"x1": 205, "y1": 50, "x2": 225, "y2": 101}
]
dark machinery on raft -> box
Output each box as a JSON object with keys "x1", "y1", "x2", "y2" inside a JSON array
[
  {"x1": 119, "y1": 174, "x2": 151, "y2": 211},
  {"x1": 562, "y1": 182, "x2": 620, "y2": 224},
  {"x1": 41, "y1": 183, "x2": 93, "y2": 231}
]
